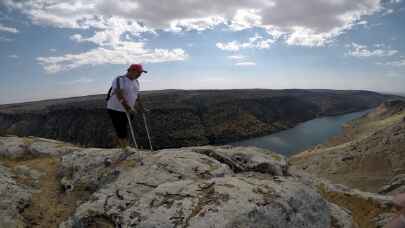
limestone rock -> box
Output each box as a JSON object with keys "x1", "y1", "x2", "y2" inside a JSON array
[
  {"x1": 66, "y1": 176, "x2": 331, "y2": 228},
  {"x1": 379, "y1": 174, "x2": 405, "y2": 195},
  {"x1": 0, "y1": 165, "x2": 32, "y2": 228},
  {"x1": 58, "y1": 147, "x2": 137, "y2": 192},
  {"x1": 192, "y1": 145, "x2": 288, "y2": 176},
  {"x1": 0, "y1": 136, "x2": 78, "y2": 159},
  {"x1": 328, "y1": 202, "x2": 357, "y2": 228},
  {"x1": 0, "y1": 136, "x2": 29, "y2": 159}
]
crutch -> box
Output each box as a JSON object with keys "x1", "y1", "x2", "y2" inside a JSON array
[
  {"x1": 125, "y1": 110, "x2": 144, "y2": 165},
  {"x1": 142, "y1": 111, "x2": 154, "y2": 151}
]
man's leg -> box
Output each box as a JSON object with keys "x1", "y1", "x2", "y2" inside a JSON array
[
  {"x1": 108, "y1": 109, "x2": 129, "y2": 148},
  {"x1": 117, "y1": 137, "x2": 128, "y2": 148}
]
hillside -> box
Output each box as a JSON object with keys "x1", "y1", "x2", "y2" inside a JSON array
[
  {"x1": 0, "y1": 89, "x2": 399, "y2": 150},
  {"x1": 290, "y1": 100, "x2": 405, "y2": 193},
  {"x1": 0, "y1": 136, "x2": 397, "y2": 228}
]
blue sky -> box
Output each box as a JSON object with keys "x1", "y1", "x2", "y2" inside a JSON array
[{"x1": 0, "y1": 0, "x2": 405, "y2": 104}]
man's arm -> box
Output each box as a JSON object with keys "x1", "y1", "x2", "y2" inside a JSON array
[
  {"x1": 134, "y1": 95, "x2": 145, "y2": 113},
  {"x1": 113, "y1": 77, "x2": 132, "y2": 113},
  {"x1": 116, "y1": 89, "x2": 132, "y2": 112}
]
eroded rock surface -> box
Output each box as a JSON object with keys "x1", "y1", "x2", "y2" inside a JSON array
[
  {"x1": 0, "y1": 164, "x2": 32, "y2": 228},
  {"x1": 56, "y1": 144, "x2": 338, "y2": 228},
  {"x1": 379, "y1": 174, "x2": 405, "y2": 195},
  {"x1": 1, "y1": 136, "x2": 399, "y2": 227},
  {"x1": 0, "y1": 136, "x2": 79, "y2": 159},
  {"x1": 192, "y1": 146, "x2": 288, "y2": 176}
]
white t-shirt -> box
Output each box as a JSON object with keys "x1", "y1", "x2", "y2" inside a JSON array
[{"x1": 107, "y1": 75, "x2": 140, "y2": 112}]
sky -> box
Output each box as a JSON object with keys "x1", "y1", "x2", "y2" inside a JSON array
[{"x1": 0, "y1": 0, "x2": 405, "y2": 104}]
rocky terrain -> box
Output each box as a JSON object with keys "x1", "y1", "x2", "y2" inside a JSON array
[
  {"x1": 0, "y1": 135, "x2": 400, "y2": 228},
  {"x1": 0, "y1": 89, "x2": 399, "y2": 149},
  {"x1": 290, "y1": 99, "x2": 405, "y2": 194}
]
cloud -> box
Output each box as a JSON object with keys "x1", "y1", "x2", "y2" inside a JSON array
[
  {"x1": 235, "y1": 62, "x2": 256, "y2": 66},
  {"x1": 228, "y1": 55, "x2": 246, "y2": 60},
  {"x1": 8, "y1": 54, "x2": 18, "y2": 58},
  {"x1": 3, "y1": 0, "x2": 385, "y2": 46},
  {"x1": 0, "y1": 36, "x2": 12, "y2": 42},
  {"x1": 0, "y1": 23, "x2": 18, "y2": 33},
  {"x1": 36, "y1": 14, "x2": 184, "y2": 73},
  {"x1": 69, "y1": 17, "x2": 154, "y2": 46},
  {"x1": 378, "y1": 59, "x2": 405, "y2": 67},
  {"x1": 228, "y1": 9, "x2": 263, "y2": 31},
  {"x1": 37, "y1": 42, "x2": 188, "y2": 73},
  {"x1": 58, "y1": 77, "x2": 94, "y2": 85},
  {"x1": 169, "y1": 16, "x2": 225, "y2": 32},
  {"x1": 1, "y1": 0, "x2": 390, "y2": 72},
  {"x1": 217, "y1": 34, "x2": 275, "y2": 51},
  {"x1": 286, "y1": 26, "x2": 342, "y2": 47},
  {"x1": 348, "y1": 43, "x2": 398, "y2": 58}
]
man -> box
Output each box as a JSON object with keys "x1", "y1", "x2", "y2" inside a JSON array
[{"x1": 107, "y1": 64, "x2": 147, "y2": 148}]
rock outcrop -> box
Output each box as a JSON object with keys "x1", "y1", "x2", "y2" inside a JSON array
[
  {"x1": 0, "y1": 89, "x2": 398, "y2": 149},
  {"x1": 0, "y1": 136, "x2": 400, "y2": 227}
]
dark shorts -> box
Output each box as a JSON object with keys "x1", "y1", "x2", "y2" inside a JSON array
[{"x1": 108, "y1": 109, "x2": 128, "y2": 139}]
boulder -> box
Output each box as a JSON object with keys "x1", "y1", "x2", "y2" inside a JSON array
[
  {"x1": 60, "y1": 147, "x2": 335, "y2": 228},
  {"x1": 64, "y1": 176, "x2": 331, "y2": 228}
]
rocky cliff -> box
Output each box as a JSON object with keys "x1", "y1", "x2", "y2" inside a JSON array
[
  {"x1": 290, "y1": 100, "x2": 405, "y2": 193},
  {"x1": 0, "y1": 89, "x2": 398, "y2": 149},
  {"x1": 0, "y1": 136, "x2": 398, "y2": 228}
]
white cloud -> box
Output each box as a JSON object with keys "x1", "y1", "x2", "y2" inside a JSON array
[
  {"x1": 34, "y1": 12, "x2": 183, "y2": 73},
  {"x1": 229, "y1": 9, "x2": 263, "y2": 31},
  {"x1": 8, "y1": 54, "x2": 18, "y2": 58},
  {"x1": 3, "y1": 0, "x2": 385, "y2": 46},
  {"x1": 348, "y1": 42, "x2": 398, "y2": 58},
  {"x1": 59, "y1": 78, "x2": 94, "y2": 85},
  {"x1": 286, "y1": 26, "x2": 341, "y2": 47},
  {"x1": 0, "y1": 36, "x2": 12, "y2": 42},
  {"x1": 0, "y1": 23, "x2": 18, "y2": 33},
  {"x1": 379, "y1": 59, "x2": 405, "y2": 67},
  {"x1": 216, "y1": 41, "x2": 242, "y2": 52},
  {"x1": 228, "y1": 55, "x2": 246, "y2": 60},
  {"x1": 69, "y1": 17, "x2": 154, "y2": 46},
  {"x1": 217, "y1": 34, "x2": 275, "y2": 51},
  {"x1": 37, "y1": 42, "x2": 188, "y2": 73},
  {"x1": 169, "y1": 16, "x2": 225, "y2": 32},
  {"x1": 386, "y1": 72, "x2": 401, "y2": 78},
  {"x1": 235, "y1": 62, "x2": 256, "y2": 66},
  {"x1": 1, "y1": 0, "x2": 390, "y2": 72}
]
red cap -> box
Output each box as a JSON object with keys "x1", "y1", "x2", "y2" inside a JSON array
[{"x1": 128, "y1": 64, "x2": 148, "y2": 73}]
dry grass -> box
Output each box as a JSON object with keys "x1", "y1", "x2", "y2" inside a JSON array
[
  {"x1": 1, "y1": 156, "x2": 90, "y2": 228},
  {"x1": 318, "y1": 183, "x2": 397, "y2": 228}
]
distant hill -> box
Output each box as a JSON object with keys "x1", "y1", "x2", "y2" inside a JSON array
[{"x1": 0, "y1": 89, "x2": 400, "y2": 149}]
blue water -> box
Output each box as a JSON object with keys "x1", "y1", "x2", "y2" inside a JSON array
[{"x1": 231, "y1": 109, "x2": 373, "y2": 157}]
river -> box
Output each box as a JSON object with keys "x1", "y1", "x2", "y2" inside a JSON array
[{"x1": 231, "y1": 109, "x2": 373, "y2": 157}]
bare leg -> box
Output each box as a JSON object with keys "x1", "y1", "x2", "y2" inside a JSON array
[{"x1": 117, "y1": 137, "x2": 128, "y2": 149}]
